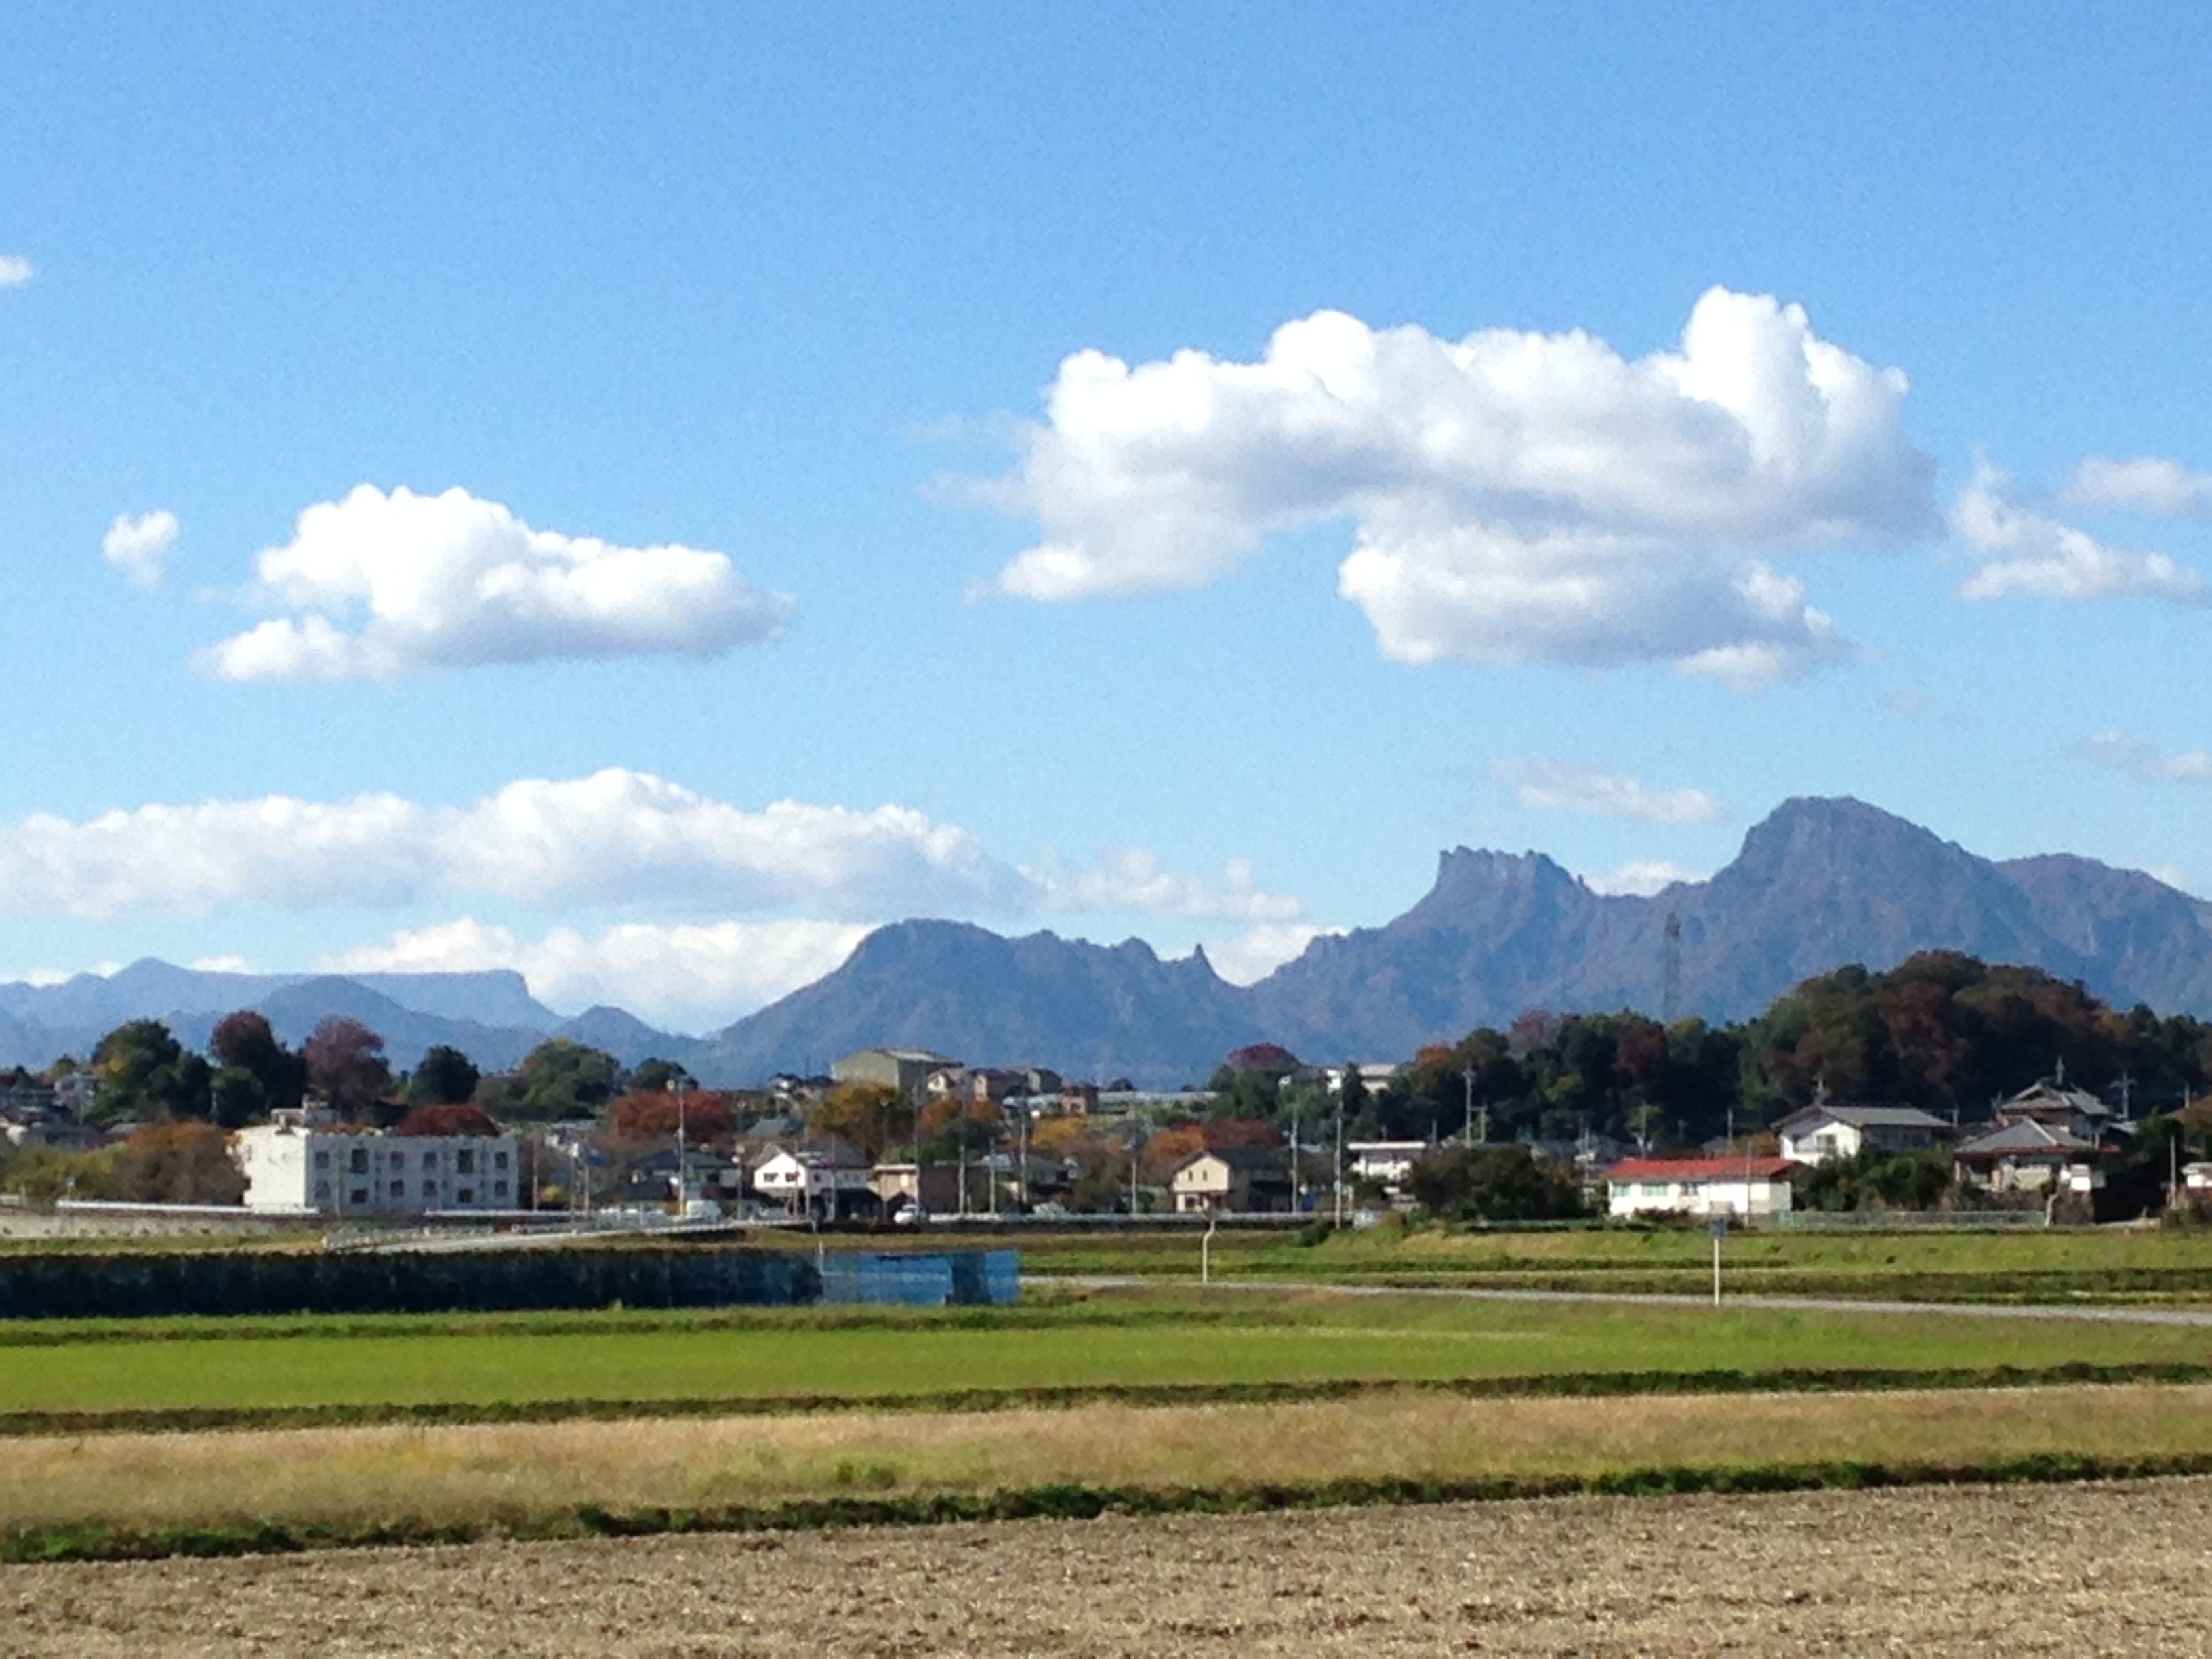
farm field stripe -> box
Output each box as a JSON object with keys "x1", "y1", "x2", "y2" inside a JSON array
[
  {"x1": 6, "y1": 1359, "x2": 2209, "y2": 1438},
  {"x1": 9, "y1": 1451, "x2": 2212, "y2": 1565}
]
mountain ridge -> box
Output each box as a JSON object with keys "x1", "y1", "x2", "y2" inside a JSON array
[{"x1": 7, "y1": 796, "x2": 2212, "y2": 1087}]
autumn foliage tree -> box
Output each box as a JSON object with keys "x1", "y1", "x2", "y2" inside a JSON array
[
  {"x1": 806, "y1": 1082, "x2": 905, "y2": 1162},
  {"x1": 609, "y1": 1090, "x2": 733, "y2": 1143},
  {"x1": 392, "y1": 1101, "x2": 502, "y2": 1138},
  {"x1": 304, "y1": 1017, "x2": 392, "y2": 1118}
]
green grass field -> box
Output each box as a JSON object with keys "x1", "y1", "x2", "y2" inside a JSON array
[
  {"x1": 3, "y1": 1286, "x2": 2207, "y2": 1418},
  {"x1": 970, "y1": 1220, "x2": 2212, "y2": 1300}
]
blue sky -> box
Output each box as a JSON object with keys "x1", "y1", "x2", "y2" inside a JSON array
[{"x1": 4, "y1": 3, "x2": 2211, "y2": 1030}]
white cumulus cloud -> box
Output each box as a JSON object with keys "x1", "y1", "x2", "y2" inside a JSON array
[
  {"x1": 1491, "y1": 759, "x2": 1720, "y2": 823},
  {"x1": 200, "y1": 485, "x2": 794, "y2": 682},
  {"x1": 321, "y1": 916, "x2": 869, "y2": 1031},
  {"x1": 0, "y1": 769, "x2": 1298, "y2": 939},
  {"x1": 979, "y1": 287, "x2": 1933, "y2": 686},
  {"x1": 101, "y1": 510, "x2": 180, "y2": 586},
  {"x1": 2078, "y1": 730, "x2": 2212, "y2": 785},
  {"x1": 1199, "y1": 923, "x2": 1342, "y2": 985},
  {"x1": 0, "y1": 255, "x2": 31, "y2": 288},
  {"x1": 1952, "y1": 462, "x2": 2205, "y2": 604},
  {"x1": 1030, "y1": 848, "x2": 1302, "y2": 922},
  {"x1": 1582, "y1": 859, "x2": 1710, "y2": 897},
  {"x1": 2065, "y1": 455, "x2": 2212, "y2": 518}
]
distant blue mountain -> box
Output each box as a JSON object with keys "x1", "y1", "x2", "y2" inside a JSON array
[{"x1": 10, "y1": 798, "x2": 2212, "y2": 1087}]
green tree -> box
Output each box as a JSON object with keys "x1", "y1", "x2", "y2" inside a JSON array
[
  {"x1": 207, "y1": 1010, "x2": 307, "y2": 1128},
  {"x1": 476, "y1": 1039, "x2": 623, "y2": 1122},
  {"x1": 628, "y1": 1057, "x2": 693, "y2": 1096},
  {"x1": 1406, "y1": 1145, "x2": 1586, "y2": 1221},
  {"x1": 405, "y1": 1044, "x2": 483, "y2": 1107},
  {"x1": 87, "y1": 1019, "x2": 211, "y2": 1126}
]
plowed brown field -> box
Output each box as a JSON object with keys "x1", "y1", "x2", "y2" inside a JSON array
[{"x1": 7, "y1": 1477, "x2": 2209, "y2": 1656}]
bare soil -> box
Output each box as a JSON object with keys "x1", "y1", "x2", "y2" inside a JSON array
[{"x1": 7, "y1": 1477, "x2": 2210, "y2": 1656}]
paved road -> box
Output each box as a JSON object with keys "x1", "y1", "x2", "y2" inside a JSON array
[{"x1": 1044, "y1": 1273, "x2": 2212, "y2": 1327}]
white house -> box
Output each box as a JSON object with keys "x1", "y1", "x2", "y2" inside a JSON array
[
  {"x1": 1347, "y1": 1141, "x2": 1429, "y2": 1194},
  {"x1": 1776, "y1": 1104, "x2": 1950, "y2": 1166},
  {"x1": 1323, "y1": 1063, "x2": 1404, "y2": 1099},
  {"x1": 752, "y1": 1145, "x2": 875, "y2": 1217},
  {"x1": 231, "y1": 1109, "x2": 520, "y2": 1215},
  {"x1": 1605, "y1": 1156, "x2": 1796, "y2": 1220}
]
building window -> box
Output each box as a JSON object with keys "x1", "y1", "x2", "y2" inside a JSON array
[
  {"x1": 348, "y1": 1188, "x2": 368, "y2": 1205},
  {"x1": 349, "y1": 1147, "x2": 369, "y2": 1174},
  {"x1": 390, "y1": 1180, "x2": 405, "y2": 1199},
  {"x1": 493, "y1": 1181, "x2": 509, "y2": 1200},
  {"x1": 313, "y1": 1181, "x2": 331, "y2": 1202},
  {"x1": 312, "y1": 1150, "x2": 330, "y2": 1170},
  {"x1": 422, "y1": 1150, "x2": 438, "y2": 1169},
  {"x1": 457, "y1": 1187, "x2": 475, "y2": 1204},
  {"x1": 457, "y1": 1149, "x2": 477, "y2": 1174},
  {"x1": 493, "y1": 1151, "x2": 510, "y2": 1171}
]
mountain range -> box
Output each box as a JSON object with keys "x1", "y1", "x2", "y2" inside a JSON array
[{"x1": 9, "y1": 796, "x2": 2212, "y2": 1087}]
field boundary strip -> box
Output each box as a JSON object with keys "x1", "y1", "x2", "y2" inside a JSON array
[
  {"x1": 7, "y1": 1359, "x2": 2211, "y2": 1438},
  {"x1": 9, "y1": 1452, "x2": 2212, "y2": 1565}
]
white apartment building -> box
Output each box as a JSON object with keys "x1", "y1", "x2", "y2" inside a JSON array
[{"x1": 232, "y1": 1109, "x2": 521, "y2": 1215}]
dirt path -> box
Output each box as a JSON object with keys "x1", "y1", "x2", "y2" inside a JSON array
[{"x1": 7, "y1": 1477, "x2": 2209, "y2": 1656}]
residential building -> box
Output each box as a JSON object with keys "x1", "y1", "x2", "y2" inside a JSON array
[
  {"x1": 869, "y1": 1162, "x2": 962, "y2": 1214},
  {"x1": 1170, "y1": 1147, "x2": 1293, "y2": 1213},
  {"x1": 1324, "y1": 1063, "x2": 1404, "y2": 1099},
  {"x1": 832, "y1": 1048, "x2": 961, "y2": 1098},
  {"x1": 1776, "y1": 1103, "x2": 1950, "y2": 1166},
  {"x1": 752, "y1": 1143, "x2": 876, "y2": 1218},
  {"x1": 617, "y1": 1147, "x2": 745, "y2": 1208},
  {"x1": 1052, "y1": 1082, "x2": 1100, "y2": 1115},
  {"x1": 1603, "y1": 1155, "x2": 1796, "y2": 1219},
  {"x1": 1994, "y1": 1075, "x2": 2114, "y2": 1140},
  {"x1": 1952, "y1": 1118, "x2": 2100, "y2": 1192},
  {"x1": 1347, "y1": 1140, "x2": 1431, "y2": 1195},
  {"x1": 232, "y1": 1108, "x2": 520, "y2": 1215}
]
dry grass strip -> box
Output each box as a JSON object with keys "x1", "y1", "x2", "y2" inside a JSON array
[{"x1": 8, "y1": 1381, "x2": 2212, "y2": 1536}]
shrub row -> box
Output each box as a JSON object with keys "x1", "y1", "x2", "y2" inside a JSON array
[
  {"x1": 7, "y1": 1359, "x2": 2207, "y2": 1439},
  {"x1": 12, "y1": 1450, "x2": 2212, "y2": 1564},
  {"x1": 0, "y1": 1247, "x2": 822, "y2": 1319}
]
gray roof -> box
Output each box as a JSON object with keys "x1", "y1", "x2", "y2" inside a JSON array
[
  {"x1": 1780, "y1": 1104, "x2": 1950, "y2": 1132},
  {"x1": 1954, "y1": 1118, "x2": 2091, "y2": 1158}
]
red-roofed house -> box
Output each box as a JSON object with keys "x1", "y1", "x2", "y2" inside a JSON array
[{"x1": 1604, "y1": 1155, "x2": 1796, "y2": 1221}]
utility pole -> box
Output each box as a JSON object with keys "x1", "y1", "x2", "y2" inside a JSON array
[
  {"x1": 1289, "y1": 1118, "x2": 1301, "y2": 1212},
  {"x1": 669, "y1": 1076, "x2": 689, "y2": 1216},
  {"x1": 1462, "y1": 1063, "x2": 1476, "y2": 1146},
  {"x1": 1017, "y1": 1104, "x2": 1030, "y2": 1214},
  {"x1": 1333, "y1": 1090, "x2": 1345, "y2": 1227}
]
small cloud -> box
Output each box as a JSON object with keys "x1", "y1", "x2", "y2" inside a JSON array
[
  {"x1": 2078, "y1": 729, "x2": 2212, "y2": 785},
  {"x1": 1492, "y1": 759, "x2": 1721, "y2": 823},
  {"x1": 188, "y1": 954, "x2": 254, "y2": 973},
  {"x1": 0, "y1": 255, "x2": 31, "y2": 288},
  {"x1": 2065, "y1": 455, "x2": 2212, "y2": 519},
  {"x1": 1200, "y1": 923, "x2": 1343, "y2": 985},
  {"x1": 199, "y1": 485, "x2": 793, "y2": 682},
  {"x1": 2140, "y1": 863, "x2": 2196, "y2": 895},
  {"x1": 1952, "y1": 460, "x2": 2205, "y2": 604},
  {"x1": 1582, "y1": 860, "x2": 1710, "y2": 897},
  {"x1": 102, "y1": 510, "x2": 180, "y2": 587}
]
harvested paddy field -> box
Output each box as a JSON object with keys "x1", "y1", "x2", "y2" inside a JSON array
[
  {"x1": 8, "y1": 1476, "x2": 2209, "y2": 1656},
  {"x1": 7, "y1": 1382, "x2": 2212, "y2": 1545}
]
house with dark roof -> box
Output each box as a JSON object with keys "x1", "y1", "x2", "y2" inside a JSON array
[
  {"x1": 1952, "y1": 1117, "x2": 2102, "y2": 1193},
  {"x1": 1776, "y1": 1103, "x2": 1951, "y2": 1166},
  {"x1": 1170, "y1": 1146, "x2": 1292, "y2": 1213}
]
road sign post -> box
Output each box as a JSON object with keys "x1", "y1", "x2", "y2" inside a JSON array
[{"x1": 1708, "y1": 1214, "x2": 1728, "y2": 1306}]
